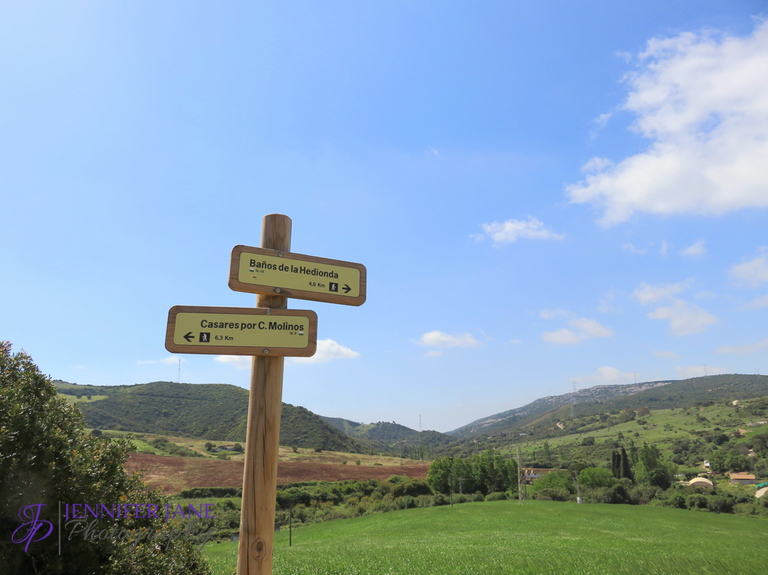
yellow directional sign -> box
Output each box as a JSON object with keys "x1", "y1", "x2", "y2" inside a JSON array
[
  {"x1": 165, "y1": 305, "x2": 317, "y2": 357},
  {"x1": 228, "y1": 245, "x2": 366, "y2": 306}
]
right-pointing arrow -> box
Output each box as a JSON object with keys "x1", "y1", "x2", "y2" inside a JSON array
[
  {"x1": 183, "y1": 332, "x2": 194, "y2": 342},
  {"x1": 342, "y1": 284, "x2": 351, "y2": 294}
]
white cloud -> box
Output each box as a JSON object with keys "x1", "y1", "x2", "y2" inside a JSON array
[
  {"x1": 743, "y1": 294, "x2": 768, "y2": 309},
  {"x1": 543, "y1": 317, "x2": 612, "y2": 344},
  {"x1": 215, "y1": 356, "x2": 252, "y2": 370},
  {"x1": 591, "y1": 114, "x2": 613, "y2": 139},
  {"x1": 730, "y1": 251, "x2": 768, "y2": 287},
  {"x1": 660, "y1": 240, "x2": 670, "y2": 257},
  {"x1": 623, "y1": 243, "x2": 648, "y2": 254},
  {"x1": 597, "y1": 291, "x2": 621, "y2": 314},
  {"x1": 716, "y1": 338, "x2": 768, "y2": 354},
  {"x1": 573, "y1": 366, "x2": 636, "y2": 385},
  {"x1": 615, "y1": 51, "x2": 633, "y2": 63},
  {"x1": 674, "y1": 365, "x2": 727, "y2": 378},
  {"x1": 425, "y1": 350, "x2": 444, "y2": 357},
  {"x1": 543, "y1": 328, "x2": 582, "y2": 345},
  {"x1": 633, "y1": 280, "x2": 692, "y2": 304},
  {"x1": 509, "y1": 339, "x2": 521, "y2": 344},
  {"x1": 567, "y1": 21, "x2": 768, "y2": 226},
  {"x1": 477, "y1": 216, "x2": 565, "y2": 246},
  {"x1": 680, "y1": 239, "x2": 706, "y2": 256},
  {"x1": 569, "y1": 317, "x2": 613, "y2": 338},
  {"x1": 648, "y1": 299, "x2": 718, "y2": 335},
  {"x1": 292, "y1": 339, "x2": 361, "y2": 364},
  {"x1": 654, "y1": 350, "x2": 678, "y2": 358},
  {"x1": 416, "y1": 330, "x2": 481, "y2": 349},
  {"x1": 540, "y1": 308, "x2": 571, "y2": 320}
]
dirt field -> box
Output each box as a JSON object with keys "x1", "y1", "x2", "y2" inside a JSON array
[{"x1": 126, "y1": 452, "x2": 431, "y2": 495}]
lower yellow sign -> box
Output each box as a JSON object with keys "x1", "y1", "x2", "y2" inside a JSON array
[{"x1": 165, "y1": 306, "x2": 317, "y2": 357}]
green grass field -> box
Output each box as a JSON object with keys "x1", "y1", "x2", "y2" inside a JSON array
[{"x1": 203, "y1": 499, "x2": 768, "y2": 575}]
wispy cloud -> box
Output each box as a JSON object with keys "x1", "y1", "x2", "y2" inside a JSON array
[
  {"x1": 568, "y1": 21, "x2": 768, "y2": 226},
  {"x1": 742, "y1": 294, "x2": 768, "y2": 310},
  {"x1": 292, "y1": 339, "x2": 361, "y2": 364},
  {"x1": 633, "y1": 280, "x2": 692, "y2": 304},
  {"x1": 716, "y1": 338, "x2": 768, "y2": 355},
  {"x1": 543, "y1": 317, "x2": 612, "y2": 345},
  {"x1": 623, "y1": 243, "x2": 648, "y2": 255},
  {"x1": 416, "y1": 330, "x2": 481, "y2": 349},
  {"x1": 680, "y1": 239, "x2": 706, "y2": 257},
  {"x1": 730, "y1": 250, "x2": 768, "y2": 287},
  {"x1": 540, "y1": 308, "x2": 571, "y2": 320},
  {"x1": 654, "y1": 350, "x2": 678, "y2": 358},
  {"x1": 476, "y1": 216, "x2": 565, "y2": 246},
  {"x1": 648, "y1": 299, "x2": 718, "y2": 336}
]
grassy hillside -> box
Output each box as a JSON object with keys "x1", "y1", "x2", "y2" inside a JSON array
[
  {"x1": 54, "y1": 380, "x2": 366, "y2": 453},
  {"x1": 204, "y1": 499, "x2": 768, "y2": 575},
  {"x1": 448, "y1": 374, "x2": 768, "y2": 440}
]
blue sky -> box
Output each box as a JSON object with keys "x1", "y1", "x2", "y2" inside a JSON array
[{"x1": 2, "y1": 2, "x2": 768, "y2": 433}]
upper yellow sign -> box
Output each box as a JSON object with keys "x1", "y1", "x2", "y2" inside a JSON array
[
  {"x1": 165, "y1": 305, "x2": 317, "y2": 357},
  {"x1": 228, "y1": 246, "x2": 366, "y2": 306}
]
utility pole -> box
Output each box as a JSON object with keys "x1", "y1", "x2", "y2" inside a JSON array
[{"x1": 516, "y1": 445, "x2": 525, "y2": 505}]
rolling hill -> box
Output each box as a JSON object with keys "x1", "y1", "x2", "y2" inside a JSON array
[
  {"x1": 320, "y1": 416, "x2": 452, "y2": 454},
  {"x1": 54, "y1": 380, "x2": 367, "y2": 453},
  {"x1": 448, "y1": 374, "x2": 768, "y2": 439}
]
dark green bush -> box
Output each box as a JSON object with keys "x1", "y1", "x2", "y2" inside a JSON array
[
  {"x1": 687, "y1": 494, "x2": 709, "y2": 509},
  {"x1": 533, "y1": 488, "x2": 571, "y2": 502},
  {"x1": 485, "y1": 492, "x2": 508, "y2": 501},
  {"x1": 602, "y1": 484, "x2": 631, "y2": 504}
]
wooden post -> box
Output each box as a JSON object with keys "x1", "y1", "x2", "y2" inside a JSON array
[{"x1": 237, "y1": 214, "x2": 291, "y2": 575}]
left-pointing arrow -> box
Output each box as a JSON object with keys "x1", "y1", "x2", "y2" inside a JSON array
[{"x1": 183, "y1": 332, "x2": 194, "y2": 342}]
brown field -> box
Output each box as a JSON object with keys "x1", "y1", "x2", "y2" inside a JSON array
[{"x1": 126, "y1": 448, "x2": 431, "y2": 494}]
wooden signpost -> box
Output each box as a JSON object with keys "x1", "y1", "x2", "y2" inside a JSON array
[{"x1": 164, "y1": 213, "x2": 365, "y2": 575}]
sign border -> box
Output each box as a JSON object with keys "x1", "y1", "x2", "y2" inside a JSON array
[
  {"x1": 228, "y1": 245, "x2": 367, "y2": 306},
  {"x1": 165, "y1": 305, "x2": 318, "y2": 357}
]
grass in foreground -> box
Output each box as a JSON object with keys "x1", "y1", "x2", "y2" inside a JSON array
[{"x1": 204, "y1": 499, "x2": 768, "y2": 575}]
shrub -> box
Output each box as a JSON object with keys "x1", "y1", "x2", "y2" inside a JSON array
[
  {"x1": 432, "y1": 493, "x2": 449, "y2": 506},
  {"x1": 602, "y1": 484, "x2": 631, "y2": 504},
  {"x1": 473, "y1": 491, "x2": 485, "y2": 502},
  {"x1": 533, "y1": 488, "x2": 571, "y2": 502},
  {"x1": 687, "y1": 494, "x2": 709, "y2": 509},
  {"x1": 391, "y1": 479, "x2": 433, "y2": 498},
  {"x1": 707, "y1": 496, "x2": 733, "y2": 514},
  {"x1": 667, "y1": 493, "x2": 687, "y2": 509},
  {"x1": 485, "y1": 492, "x2": 508, "y2": 501},
  {"x1": 356, "y1": 459, "x2": 361, "y2": 465}
]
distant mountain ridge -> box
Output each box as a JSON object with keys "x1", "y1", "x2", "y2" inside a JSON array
[
  {"x1": 53, "y1": 380, "x2": 367, "y2": 453},
  {"x1": 320, "y1": 416, "x2": 452, "y2": 452},
  {"x1": 448, "y1": 374, "x2": 768, "y2": 439}
]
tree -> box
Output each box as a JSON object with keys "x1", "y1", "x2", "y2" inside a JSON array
[
  {"x1": 0, "y1": 342, "x2": 211, "y2": 575},
  {"x1": 578, "y1": 468, "x2": 616, "y2": 489},
  {"x1": 530, "y1": 471, "x2": 574, "y2": 494}
]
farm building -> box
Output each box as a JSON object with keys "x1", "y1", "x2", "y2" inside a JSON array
[
  {"x1": 729, "y1": 472, "x2": 757, "y2": 485},
  {"x1": 687, "y1": 477, "x2": 714, "y2": 489}
]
